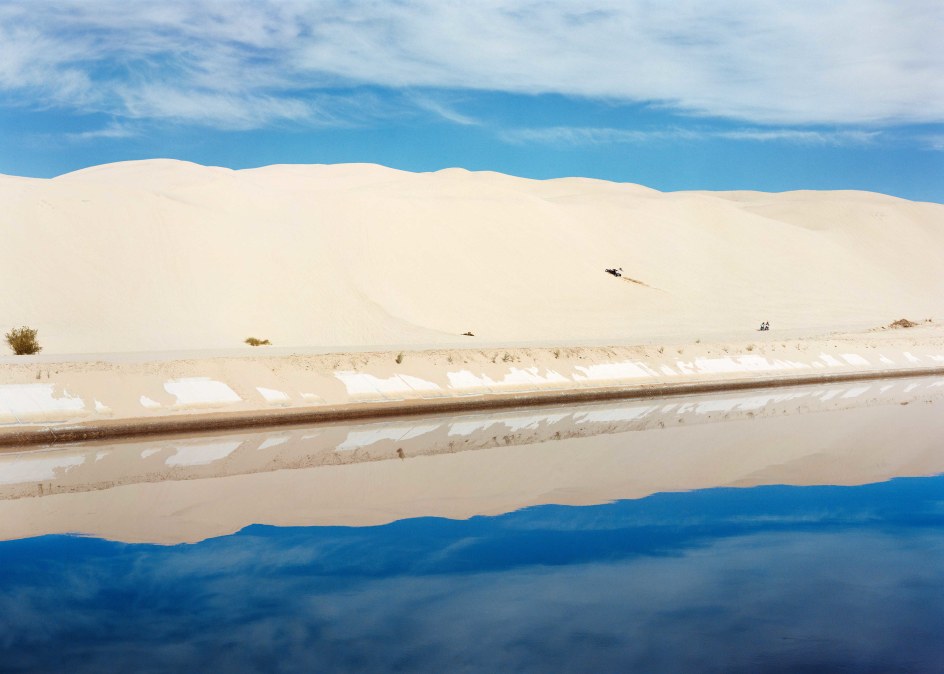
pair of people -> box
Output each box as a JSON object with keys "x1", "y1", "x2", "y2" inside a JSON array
[{"x1": 759, "y1": 321, "x2": 770, "y2": 331}]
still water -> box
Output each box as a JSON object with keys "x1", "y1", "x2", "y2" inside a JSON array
[{"x1": 1, "y1": 377, "x2": 943, "y2": 672}]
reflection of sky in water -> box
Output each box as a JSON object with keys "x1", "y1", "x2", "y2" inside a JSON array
[{"x1": 2, "y1": 477, "x2": 943, "y2": 673}]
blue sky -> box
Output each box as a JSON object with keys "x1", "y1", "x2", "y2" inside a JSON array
[{"x1": 1, "y1": 0, "x2": 942, "y2": 201}]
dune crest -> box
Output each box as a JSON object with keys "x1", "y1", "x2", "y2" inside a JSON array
[{"x1": 1, "y1": 160, "x2": 942, "y2": 354}]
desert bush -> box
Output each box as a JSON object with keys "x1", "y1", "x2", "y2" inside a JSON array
[
  {"x1": 395, "y1": 352, "x2": 404, "y2": 364},
  {"x1": 244, "y1": 337, "x2": 271, "y2": 346},
  {"x1": 5, "y1": 326, "x2": 42, "y2": 355},
  {"x1": 888, "y1": 318, "x2": 918, "y2": 329}
]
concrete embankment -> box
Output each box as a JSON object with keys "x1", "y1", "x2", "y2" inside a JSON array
[{"x1": 2, "y1": 330, "x2": 943, "y2": 448}]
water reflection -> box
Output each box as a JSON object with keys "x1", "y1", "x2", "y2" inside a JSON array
[
  {"x1": 1, "y1": 378, "x2": 943, "y2": 671},
  {"x1": 1, "y1": 478, "x2": 942, "y2": 672},
  {"x1": 1, "y1": 376, "x2": 943, "y2": 543}
]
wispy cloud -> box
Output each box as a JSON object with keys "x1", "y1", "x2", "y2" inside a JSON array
[
  {"x1": 715, "y1": 129, "x2": 880, "y2": 145},
  {"x1": 411, "y1": 96, "x2": 480, "y2": 126},
  {"x1": 118, "y1": 86, "x2": 314, "y2": 129},
  {"x1": 923, "y1": 135, "x2": 944, "y2": 151},
  {"x1": 500, "y1": 127, "x2": 686, "y2": 145},
  {"x1": 0, "y1": 1, "x2": 941, "y2": 129},
  {"x1": 500, "y1": 126, "x2": 881, "y2": 147},
  {"x1": 64, "y1": 122, "x2": 136, "y2": 142}
]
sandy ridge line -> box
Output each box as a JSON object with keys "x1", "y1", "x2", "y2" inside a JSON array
[
  {"x1": 3, "y1": 365, "x2": 943, "y2": 450},
  {"x1": 4, "y1": 159, "x2": 944, "y2": 354}
]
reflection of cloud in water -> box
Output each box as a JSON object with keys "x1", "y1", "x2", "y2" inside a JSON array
[{"x1": 1, "y1": 480, "x2": 943, "y2": 672}]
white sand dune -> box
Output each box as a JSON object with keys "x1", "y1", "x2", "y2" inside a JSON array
[{"x1": 1, "y1": 159, "x2": 942, "y2": 354}]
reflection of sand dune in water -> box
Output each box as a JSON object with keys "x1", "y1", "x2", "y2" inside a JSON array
[{"x1": 1, "y1": 376, "x2": 942, "y2": 544}]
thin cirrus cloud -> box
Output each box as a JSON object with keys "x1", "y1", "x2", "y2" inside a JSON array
[
  {"x1": 500, "y1": 126, "x2": 883, "y2": 147},
  {"x1": 0, "y1": 0, "x2": 941, "y2": 131},
  {"x1": 924, "y1": 135, "x2": 944, "y2": 151},
  {"x1": 117, "y1": 86, "x2": 315, "y2": 129},
  {"x1": 62, "y1": 122, "x2": 136, "y2": 141}
]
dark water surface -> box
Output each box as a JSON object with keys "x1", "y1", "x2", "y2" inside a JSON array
[{"x1": 2, "y1": 476, "x2": 943, "y2": 673}]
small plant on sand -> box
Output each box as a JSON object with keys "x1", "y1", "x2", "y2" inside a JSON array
[
  {"x1": 395, "y1": 352, "x2": 404, "y2": 364},
  {"x1": 244, "y1": 337, "x2": 271, "y2": 347},
  {"x1": 502, "y1": 352, "x2": 514, "y2": 362},
  {"x1": 5, "y1": 326, "x2": 41, "y2": 355},
  {"x1": 746, "y1": 344, "x2": 755, "y2": 351},
  {"x1": 888, "y1": 318, "x2": 918, "y2": 329}
]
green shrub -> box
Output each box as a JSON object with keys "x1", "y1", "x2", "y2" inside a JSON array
[
  {"x1": 244, "y1": 337, "x2": 271, "y2": 346},
  {"x1": 5, "y1": 326, "x2": 41, "y2": 355}
]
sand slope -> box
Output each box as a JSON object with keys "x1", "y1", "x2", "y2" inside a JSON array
[{"x1": 1, "y1": 160, "x2": 942, "y2": 354}]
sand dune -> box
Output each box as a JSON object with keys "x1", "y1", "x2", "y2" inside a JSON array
[{"x1": 1, "y1": 159, "x2": 942, "y2": 354}]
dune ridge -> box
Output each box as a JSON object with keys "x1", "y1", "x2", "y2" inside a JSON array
[{"x1": 2, "y1": 159, "x2": 942, "y2": 355}]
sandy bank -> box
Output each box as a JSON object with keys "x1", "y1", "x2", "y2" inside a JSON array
[{"x1": 2, "y1": 325, "x2": 942, "y2": 447}]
